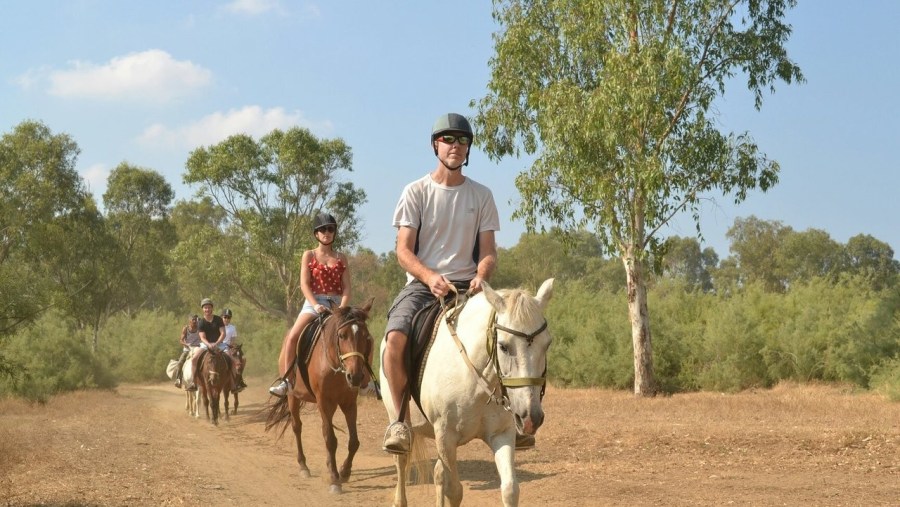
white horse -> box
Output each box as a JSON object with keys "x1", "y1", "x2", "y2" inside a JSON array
[
  {"x1": 380, "y1": 278, "x2": 554, "y2": 507},
  {"x1": 167, "y1": 348, "x2": 201, "y2": 418}
]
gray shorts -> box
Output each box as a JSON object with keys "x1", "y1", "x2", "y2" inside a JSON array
[{"x1": 385, "y1": 280, "x2": 470, "y2": 337}]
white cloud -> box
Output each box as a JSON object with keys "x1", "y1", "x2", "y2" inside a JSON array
[
  {"x1": 45, "y1": 50, "x2": 212, "y2": 103},
  {"x1": 222, "y1": 0, "x2": 282, "y2": 15},
  {"x1": 137, "y1": 105, "x2": 332, "y2": 149},
  {"x1": 81, "y1": 163, "x2": 110, "y2": 196}
]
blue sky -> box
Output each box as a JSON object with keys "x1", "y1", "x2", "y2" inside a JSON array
[{"x1": 3, "y1": 1, "x2": 898, "y2": 260}]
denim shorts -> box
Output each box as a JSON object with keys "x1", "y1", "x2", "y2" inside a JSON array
[{"x1": 300, "y1": 294, "x2": 343, "y2": 316}]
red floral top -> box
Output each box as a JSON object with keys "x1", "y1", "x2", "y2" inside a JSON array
[{"x1": 308, "y1": 256, "x2": 345, "y2": 294}]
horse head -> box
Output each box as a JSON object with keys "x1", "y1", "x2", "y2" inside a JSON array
[
  {"x1": 483, "y1": 278, "x2": 554, "y2": 437},
  {"x1": 325, "y1": 298, "x2": 375, "y2": 388},
  {"x1": 228, "y1": 343, "x2": 244, "y2": 374}
]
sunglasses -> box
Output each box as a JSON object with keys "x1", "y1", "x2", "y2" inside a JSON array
[
  {"x1": 437, "y1": 135, "x2": 472, "y2": 146},
  {"x1": 316, "y1": 225, "x2": 336, "y2": 233},
  {"x1": 223, "y1": 316, "x2": 231, "y2": 319}
]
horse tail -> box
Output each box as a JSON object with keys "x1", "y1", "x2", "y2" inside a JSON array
[
  {"x1": 264, "y1": 395, "x2": 307, "y2": 439},
  {"x1": 407, "y1": 431, "x2": 431, "y2": 485}
]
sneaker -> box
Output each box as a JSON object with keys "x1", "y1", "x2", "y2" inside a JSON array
[
  {"x1": 515, "y1": 432, "x2": 535, "y2": 451},
  {"x1": 382, "y1": 421, "x2": 411, "y2": 454},
  {"x1": 174, "y1": 379, "x2": 182, "y2": 388},
  {"x1": 269, "y1": 379, "x2": 290, "y2": 397}
]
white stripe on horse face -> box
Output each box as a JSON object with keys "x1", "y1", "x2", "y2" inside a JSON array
[{"x1": 352, "y1": 323, "x2": 359, "y2": 336}]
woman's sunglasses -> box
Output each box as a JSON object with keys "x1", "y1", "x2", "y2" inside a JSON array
[
  {"x1": 316, "y1": 225, "x2": 336, "y2": 233},
  {"x1": 437, "y1": 135, "x2": 472, "y2": 146}
]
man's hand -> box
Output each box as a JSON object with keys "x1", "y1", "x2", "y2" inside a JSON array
[
  {"x1": 427, "y1": 274, "x2": 451, "y2": 298},
  {"x1": 469, "y1": 276, "x2": 486, "y2": 295}
]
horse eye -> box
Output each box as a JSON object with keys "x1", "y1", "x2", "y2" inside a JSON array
[{"x1": 499, "y1": 343, "x2": 509, "y2": 354}]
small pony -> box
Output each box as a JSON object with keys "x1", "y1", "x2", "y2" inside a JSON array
[
  {"x1": 265, "y1": 299, "x2": 377, "y2": 494},
  {"x1": 196, "y1": 347, "x2": 234, "y2": 426},
  {"x1": 381, "y1": 279, "x2": 554, "y2": 507}
]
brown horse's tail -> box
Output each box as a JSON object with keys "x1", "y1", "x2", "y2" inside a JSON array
[{"x1": 264, "y1": 394, "x2": 306, "y2": 440}]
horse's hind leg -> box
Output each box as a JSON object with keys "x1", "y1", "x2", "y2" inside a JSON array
[{"x1": 288, "y1": 397, "x2": 311, "y2": 479}]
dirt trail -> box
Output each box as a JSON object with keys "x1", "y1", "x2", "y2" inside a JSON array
[{"x1": 2, "y1": 379, "x2": 899, "y2": 506}]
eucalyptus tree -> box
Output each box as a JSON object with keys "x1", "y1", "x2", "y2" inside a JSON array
[
  {"x1": 0, "y1": 120, "x2": 91, "y2": 338},
  {"x1": 103, "y1": 163, "x2": 177, "y2": 312},
  {"x1": 183, "y1": 127, "x2": 366, "y2": 322},
  {"x1": 844, "y1": 234, "x2": 899, "y2": 290},
  {"x1": 475, "y1": 0, "x2": 803, "y2": 395}
]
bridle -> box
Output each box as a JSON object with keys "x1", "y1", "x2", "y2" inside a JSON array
[
  {"x1": 323, "y1": 315, "x2": 368, "y2": 374},
  {"x1": 442, "y1": 287, "x2": 549, "y2": 411}
]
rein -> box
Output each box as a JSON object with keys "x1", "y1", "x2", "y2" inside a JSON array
[{"x1": 441, "y1": 286, "x2": 548, "y2": 411}]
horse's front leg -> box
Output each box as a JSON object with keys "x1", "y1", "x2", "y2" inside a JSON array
[
  {"x1": 490, "y1": 430, "x2": 519, "y2": 506},
  {"x1": 434, "y1": 431, "x2": 463, "y2": 507},
  {"x1": 318, "y1": 401, "x2": 342, "y2": 493},
  {"x1": 231, "y1": 391, "x2": 239, "y2": 415},
  {"x1": 393, "y1": 451, "x2": 410, "y2": 507},
  {"x1": 338, "y1": 399, "x2": 360, "y2": 482},
  {"x1": 288, "y1": 397, "x2": 311, "y2": 478},
  {"x1": 222, "y1": 388, "x2": 230, "y2": 421}
]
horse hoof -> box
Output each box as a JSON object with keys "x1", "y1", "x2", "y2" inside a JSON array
[
  {"x1": 299, "y1": 469, "x2": 311, "y2": 479},
  {"x1": 329, "y1": 484, "x2": 342, "y2": 494}
]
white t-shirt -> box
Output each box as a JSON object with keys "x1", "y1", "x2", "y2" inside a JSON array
[
  {"x1": 223, "y1": 323, "x2": 238, "y2": 346},
  {"x1": 393, "y1": 173, "x2": 500, "y2": 284}
]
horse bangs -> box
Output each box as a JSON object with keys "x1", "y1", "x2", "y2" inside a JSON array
[{"x1": 498, "y1": 288, "x2": 541, "y2": 325}]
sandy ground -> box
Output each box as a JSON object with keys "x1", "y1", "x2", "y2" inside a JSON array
[{"x1": 1, "y1": 378, "x2": 898, "y2": 506}]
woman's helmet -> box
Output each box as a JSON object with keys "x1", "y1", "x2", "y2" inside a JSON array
[
  {"x1": 222, "y1": 308, "x2": 233, "y2": 317},
  {"x1": 313, "y1": 212, "x2": 337, "y2": 232},
  {"x1": 431, "y1": 113, "x2": 473, "y2": 167}
]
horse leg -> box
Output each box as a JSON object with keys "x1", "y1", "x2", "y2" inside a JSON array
[
  {"x1": 288, "y1": 397, "x2": 311, "y2": 478},
  {"x1": 434, "y1": 434, "x2": 463, "y2": 507},
  {"x1": 210, "y1": 387, "x2": 220, "y2": 426},
  {"x1": 223, "y1": 387, "x2": 230, "y2": 421},
  {"x1": 393, "y1": 452, "x2": 410, "y2": 507},
  {"x1": 231, "y1": 391, "x2": 239, "y2": 415},
  {"x1": 337, "y1": 400, "x2": 360, "y2": 483},
  {"x1": 490, "y1": 431, "x2": 519, "y2": 507},
  {"x1": 318, "y1": 401, "x2": 342, "y2": 493}
]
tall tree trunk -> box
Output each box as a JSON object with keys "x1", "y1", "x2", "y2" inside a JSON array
[{"x1": 623, "y1": 249, "x2": 656, "y2": 396}]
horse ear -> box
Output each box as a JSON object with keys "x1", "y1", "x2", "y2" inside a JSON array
[
  {"x1": 535, "y1": 278, "x2": 554, "y2": 311},
  {"x1": 362, "y1": 297, "x2": 374, "y2": 314},
  {"x1": 482, "y1": 281, "x2": 506, "y2": 313}
]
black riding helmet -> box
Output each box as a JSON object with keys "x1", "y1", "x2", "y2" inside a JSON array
[
  {"x1": 431, "y1": 113, "x2": 473, "y2": 168},
  {"x1": 222, "y1": 308, "x2": 233, "y2": 317},
  {"x1": 313, "y1": 212, "x2": 337, "y2": 232}
]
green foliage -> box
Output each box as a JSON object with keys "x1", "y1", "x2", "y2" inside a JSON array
[
  {"x1": 0, "y1": 312, "x2": 115, "y2": 402},
  {"x1": 182, "y1": 127, "x2": 367, "y2": 321},
  {"x1": 870, "y1": 356, "x2": 900, "y2": 402}
]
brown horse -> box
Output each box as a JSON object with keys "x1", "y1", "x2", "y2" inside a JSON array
[
  {"x1": 266, "y1": 299, "x2": 376, "y2": 494},
  {"x1": 197, "y1": 347, "x2": 234, "y2": 426},
  {"x1": 226, "y1": 343, "x2": 245, "y2": 415}
]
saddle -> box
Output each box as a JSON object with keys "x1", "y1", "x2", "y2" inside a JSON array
[
  {"x1": 293, "y1": 315, "x2": 329, "y2": 395},
  {"x1": 407, "y1": 283, "x2": 469, "y2": 411}
]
